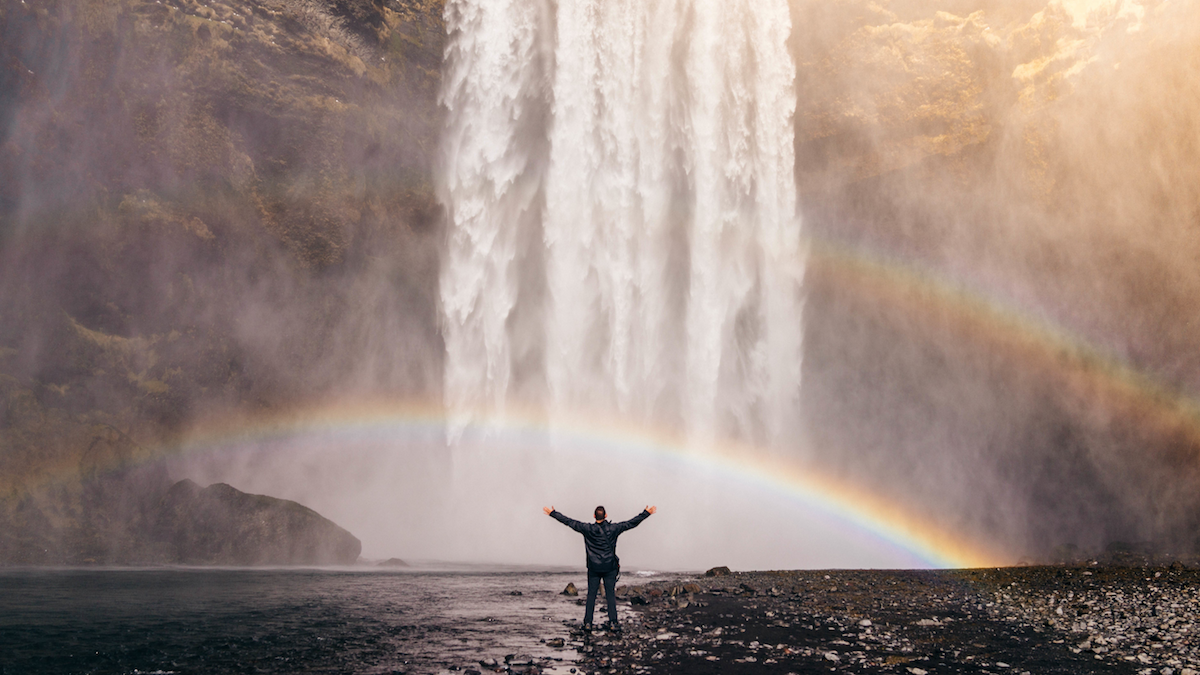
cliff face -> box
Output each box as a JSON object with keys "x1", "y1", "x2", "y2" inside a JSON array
[
  {"x1": 1, "y1": 0, "x2": 445, "y2": 419},
  {"x1": 0, "y1": 0, "x2": 443, "y2": 563},
  {"x1": 794, "y1": 1, "x2": 1200, "y2": 556},
  {"x1": 796, "y1": 0, "x2": 1200, "y2": 387}
]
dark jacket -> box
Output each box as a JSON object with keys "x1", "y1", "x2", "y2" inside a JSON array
[{"x1": 551, "y1": 509, "x2": 651, "y2": 573}]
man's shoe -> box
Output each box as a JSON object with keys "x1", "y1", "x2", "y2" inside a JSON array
[{"x1": 582, "y1": 623, "x2": 595, "y2": 632}]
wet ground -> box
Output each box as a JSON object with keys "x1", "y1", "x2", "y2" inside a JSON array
[
  {"x1": 3, "y1": 565, "x2": 1198, "y2": 674},
  {"x1": 566, "y1": 566, "x2": 1200, "y2": 675},
  {"x1": 0, "y1": 567, "x2": 584, "y2": 675}
]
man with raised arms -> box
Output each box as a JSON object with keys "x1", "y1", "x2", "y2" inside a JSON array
[{"x1": 543, "y1": 504, "x2": 656, "y2": 633}]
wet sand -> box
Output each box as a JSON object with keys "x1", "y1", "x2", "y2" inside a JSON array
[{"x1": 558, "y1": 566, "x2": 1200, "y2": 675}]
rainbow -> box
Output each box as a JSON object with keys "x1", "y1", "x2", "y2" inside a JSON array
[
  {"x1": 165, "y1": 398, "x2": 1009, "y2": 569},
  {"x1": 807, "y1": 239, "x2": 1200, "y2": 454}
]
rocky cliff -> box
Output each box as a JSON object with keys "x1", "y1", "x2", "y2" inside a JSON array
[
  {"x1": 157, "y1": 479, "x2": 361, "y2": 565},
  {"x1": 0, "y1": 414, "x2": 361, "y2": 564},
  {"x1": 793, "y1": 0, "x2": 1200, "y2": 556},
  {"x1": 0, "y1": 0, "x2": 443, "y2": 563}
]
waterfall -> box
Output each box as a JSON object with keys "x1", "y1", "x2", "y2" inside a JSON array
[{"x1": 439, "y1": 0, "x2": 803, "y2": 448}]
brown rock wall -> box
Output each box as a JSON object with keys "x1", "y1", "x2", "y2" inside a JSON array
[{"x1": 0, "y1": 0, "x2": 442, "y2": 563}]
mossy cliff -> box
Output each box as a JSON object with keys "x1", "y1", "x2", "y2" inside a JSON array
[{"x1": 0, "y1": 0, "x2": 444, "y2": 563}]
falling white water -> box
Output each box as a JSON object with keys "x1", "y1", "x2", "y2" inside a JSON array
[{"x1": 439, "y1": 0, "x2": 804, "y2": 448}]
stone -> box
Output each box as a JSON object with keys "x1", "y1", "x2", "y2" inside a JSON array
[
  {"x1": 562, "y1": 583, "x2": 579, "y2": 596},
  {"x1": 705, "y1": 566, "x2": 732, "y2": 577}
]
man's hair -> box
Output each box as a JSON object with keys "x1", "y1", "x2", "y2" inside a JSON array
[{"x1": 594, "y1": 506, "x2": 606, "y2": 521}]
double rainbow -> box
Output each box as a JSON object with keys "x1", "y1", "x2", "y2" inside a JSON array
[{"x1": 167, "y1": 398, "x2": 1008, "y2": 569}]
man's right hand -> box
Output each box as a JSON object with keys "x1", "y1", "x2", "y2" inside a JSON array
[
  {"x1": 543, "y1": 506, "x2": 555, "y2": 515},
  {"x1": 646, "y1": 506, "x2": 657, "y2": 515}
]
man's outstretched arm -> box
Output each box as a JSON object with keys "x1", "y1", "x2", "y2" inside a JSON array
[
  {"x1": 544, "y1": 506, "x2": 587, "y2": 532},
  {"x1": 613, "y1": 506, "x2": 656, "y2": 533}
]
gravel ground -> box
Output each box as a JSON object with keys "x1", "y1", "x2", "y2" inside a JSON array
[{"x1": 548, "y1": 565, "x2": 1200, "y2": 675}]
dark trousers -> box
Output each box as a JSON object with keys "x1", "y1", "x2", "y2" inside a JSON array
[{"x1": 584, "y1": 568, "x2": 619, "y2": 626}]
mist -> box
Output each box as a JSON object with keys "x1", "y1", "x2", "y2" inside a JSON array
[
  {"x1": 164, "y1": 423, "x2": 928, "y2": 569},
  {"x1": 3, "y1": 0, "x2": 1200, "y2": 569}
]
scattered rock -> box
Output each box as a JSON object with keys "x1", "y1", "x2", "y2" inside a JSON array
[
  {"x1": 571, "y1": 567, "x2": 1200, "y2": 674},
  {"x1": 562, "y1": 583, "x2": 578, "y2": 596},
  {"x1": 705, "y1": 566, "x2": 731, "y2": 577}
]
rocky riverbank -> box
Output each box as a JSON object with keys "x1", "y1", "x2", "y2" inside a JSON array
[{"x1": 548, "y1": 565, "x2": 1200, "y2": 675}]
